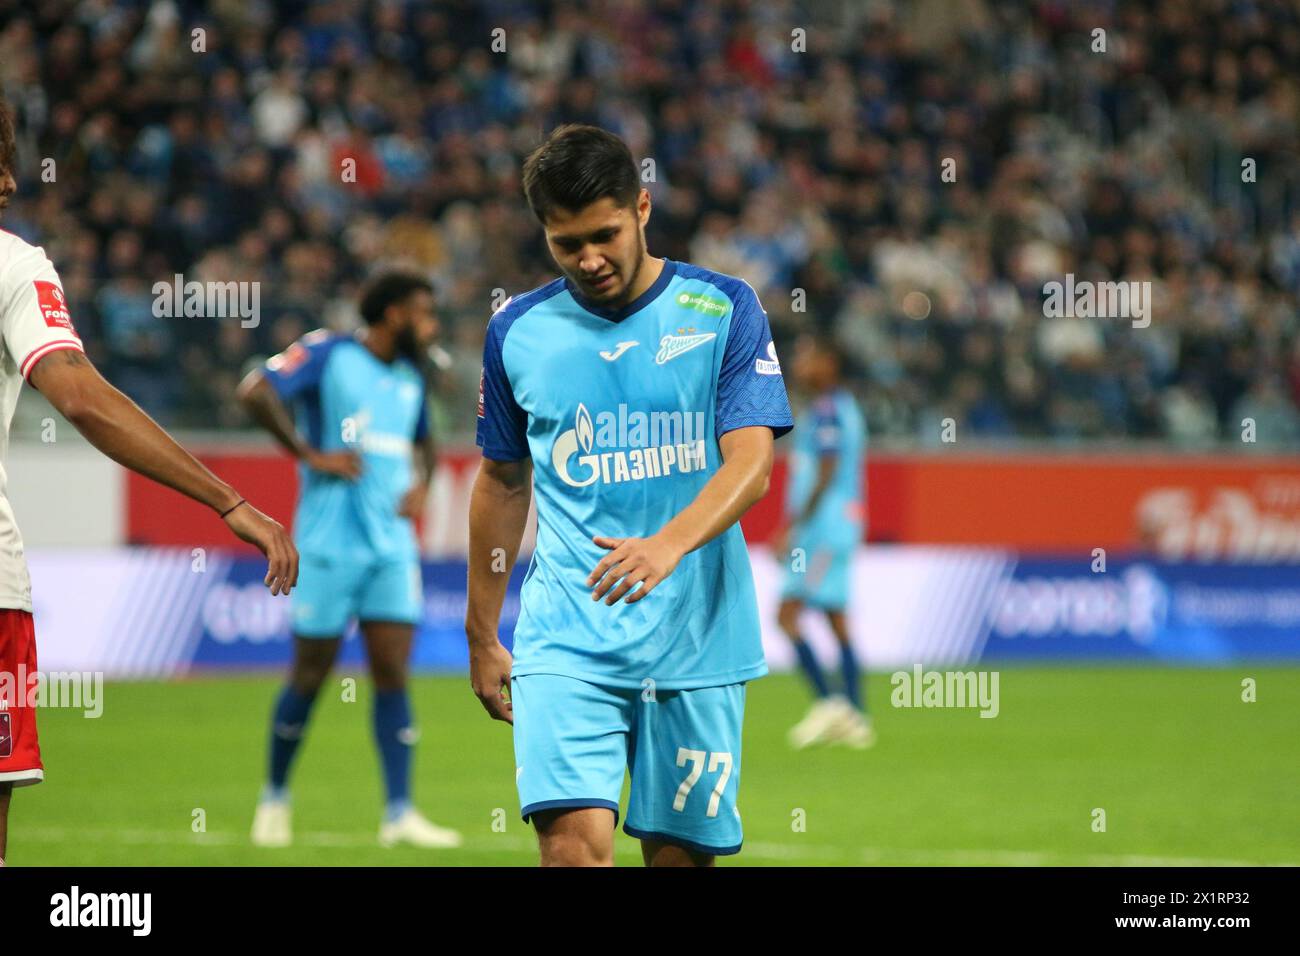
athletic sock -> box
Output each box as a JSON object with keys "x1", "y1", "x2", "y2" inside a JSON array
[
  {"x1": 793, "y1": 640, "x2": 831, "y2": 699},
  {"x1": 373, "y1": 689, "x2": 414, "y2": 818},
  {"x1": 839, "y1": 641, "x2": 864, "y2": 712},
  {"x1": 268, "y1": 686, "x2": 316, "y2": 792}
]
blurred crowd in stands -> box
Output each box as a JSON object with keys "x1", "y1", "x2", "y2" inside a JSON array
[{"x1": 1, "y1": 0, "x2": 1298, "y2": 447}]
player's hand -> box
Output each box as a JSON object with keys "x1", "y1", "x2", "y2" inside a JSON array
[
  {"x1": 771, "y1": 524, "x2": 792, "y2": 559},
  {"x1": 305, "y1": 448, "x2": 362, "y2": 480},
  {"x1": 397, "y1": 483, "x2": 428, "y2": 519},
  {"x1": 587, "y1": 534, "x2": 684, "y2": 606},
  {"x1": 468, "y1": 639, "x2": 514, "y2": 724},
  {"x1": 222, "y1": 501, "x2": 299, "y2": 596}
]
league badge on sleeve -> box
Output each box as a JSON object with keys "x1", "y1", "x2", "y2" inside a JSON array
[
  {"x1": 0, "y1": 712, "x2": 11, "y2": 758},
  {"x1": 33, "y1": 280, "x2": 79, "y2": 336}
]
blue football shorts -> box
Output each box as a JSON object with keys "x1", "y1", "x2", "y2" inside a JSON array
[
  {"x1": 511, "y1": 673, "x2": 748, "y2": 856},
  {"x1": 291, "y1": 552, "x2": 423, "y2": 637},
  {"x1": 779, "y1": 541, "x2": 854, "y2": 610}
]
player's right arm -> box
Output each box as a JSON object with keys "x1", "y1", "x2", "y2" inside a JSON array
[
  {"x1": 465, "y1": 456, "x2": 531, "y2": 724},
  {"x1": 773, "y1": 402, "x2": 840, "y2": 553},
  {"x1": 235, "y1": 343, "x2": 360, "y2": 480},
  {"x1": 464, "y1": 311, "x2": 532, "y2": 723}
]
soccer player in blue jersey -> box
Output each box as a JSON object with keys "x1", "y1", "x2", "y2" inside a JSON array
[
  {"x1": 466, "y1": 124, "x2": 793, "y2": 867},
  {"x1": 773, "y1": 333, "x2": 874, "y2": 749},
  {"x1": 238, "y1": 272, "x2": 462, "y2": 849}
]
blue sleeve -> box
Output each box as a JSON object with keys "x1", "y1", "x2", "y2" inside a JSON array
[
  {"x1": 812, "y1": 402, "x2": 843, "y2": 456},
  {"x1": 263, "y1": 332, "x2": 334, "y2": 402},
  {"x1": 475, "y1": 311, "x2": 530, "y2": 461},
  {"x1": 715, "y1": 283, "x2": 794, "y2": 440},
  {"x1": 414, "y1": 389, "x2": 430, "y2": 441}
]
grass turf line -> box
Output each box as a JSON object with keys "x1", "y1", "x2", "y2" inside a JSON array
[{"x1": 11, "y1": 668, "x2": 1298, "y2": 866}]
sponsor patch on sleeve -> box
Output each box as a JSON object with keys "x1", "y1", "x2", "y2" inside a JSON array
[
  {"x1": 33, "y1": 280, "x2": 79, "y2": 336},
  {"x1": 267, "y1": 342, "x2": 308, "y2": 374},
  {"x1": 755, "y1": 340, "x2": 782, "y2": 375},
  {"x1": 477, "y1": 368, "x2": 486, "y2": 418}
]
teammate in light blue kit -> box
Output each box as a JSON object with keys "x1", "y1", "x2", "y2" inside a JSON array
[
  {"x1": 466, "y1": 125, "x2": 793, "y2": 866},
  {"x1": 238, "y1": 272, "x2": 461, "y2": 849},
  {"x1": 774, "y1": 333, "x2": 874, "y2": 749}
]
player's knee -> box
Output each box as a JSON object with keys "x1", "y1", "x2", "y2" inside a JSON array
[
  {"x1": 534, "y1": 810, "x2": 614, "y2": 867},
  {"x1": 369, "y1": 662, "x2": 407, "y2": 692},
  {"x1": 777, "y1": 602, "x2": 802, "y2": 635},
  {"x1": 539, "y1": 834, "x2": 613, "y2": 867},
  {"x1": 827, "y1": 613, "x2": 851, "y2": 643},
  {"x1": 289, "y1": 662, "x2": 332, "y2": 695},
  {"x1": 644, "y1": 842, "x2": 714, "y2": 867}
]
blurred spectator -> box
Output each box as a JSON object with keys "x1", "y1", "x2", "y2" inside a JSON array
[{"x1": 0, "y1": 0, "x2": 1296, "y2": 450}]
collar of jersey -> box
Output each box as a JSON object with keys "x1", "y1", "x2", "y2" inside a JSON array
[
  {"x1": 349, "y1": 332, "x2": 406, "y2": 371},
  {"x1": 564, "y1": 257, "x2": 677, "y2": 323}
]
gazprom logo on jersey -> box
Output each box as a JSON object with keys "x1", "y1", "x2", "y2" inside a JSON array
[{"x1": 551, "y1": 403, "x2": 708, "y2": 488}]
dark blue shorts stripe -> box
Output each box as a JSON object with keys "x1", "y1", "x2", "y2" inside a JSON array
[
  {"x1": 622, "y1": 823, "x2": 743, "y2": 857},
  {"x1": 521, "y1": 798, "x2": 620, "y2": 826}
]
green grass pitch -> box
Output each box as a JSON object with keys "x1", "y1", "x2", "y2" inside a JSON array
[{"x1": 10, "y1": 667, "x2": 1299, "y2": 866}]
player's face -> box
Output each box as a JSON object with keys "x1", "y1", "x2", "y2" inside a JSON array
[
  {"x1": 543, "y1": 192, "x2": 650, "y2": 307},
  {"x1": 0, "y1": 113, "x2": 14, "y2": 219},
  {"x1": 0, "y1": 164, "x2": 14, "y2": 220},
  {"x1": 791, "y1": 338, "x2": 819, "y2": 390},
  {"x1": 793, "y1": 339, "x2": 834, "y2": 391},
  {"x1": 394, "y1": 289, "x2": 439, "y2": 361}
]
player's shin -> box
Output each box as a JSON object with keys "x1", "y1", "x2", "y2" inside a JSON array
[
  {"x1": 0, "y1": 781, "x2": 11, "y2": 862},
  {"x1": 839, "y1": 642, "x2": 863, "y2": 712},
  {"x1": 266, "y1": 684, "x2": 319, "y2": 797},
  {"x1": 793, "y1": 640, "x2": 830, "y2": 699},
  {"x1": 373, "y1": 689, "x2": 414, "y2": 820}
]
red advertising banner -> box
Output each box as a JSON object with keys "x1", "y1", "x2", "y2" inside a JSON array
[{"x1": 125, "y1": 449, "x2": 1300, "y2": 560}]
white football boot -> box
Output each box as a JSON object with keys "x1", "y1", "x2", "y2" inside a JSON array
[
  {"x1": 379, "y1": 808, "x2": 463, "y2": 849},
  {"x1": 788, "y1": 695, "x2": 854, "y2": 749},
  {"x1": 251, "y1": 799, "x2": 292, "y2": 848},
  {"x1": 831, "y1": 708, "x2": 877, "y2": 749}
]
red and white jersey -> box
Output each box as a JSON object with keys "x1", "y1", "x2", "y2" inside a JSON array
[{"x1": 0, "y1": 230, "x2": 85, "y2": 610}]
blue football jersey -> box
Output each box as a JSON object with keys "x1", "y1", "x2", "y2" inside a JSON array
[
  {"x1": 477, "y1": 258, "x2": 793, "y2": 690},
  {"x1": 785, "y1": 387, "x2": 866, "y2": 549},
  {"x1": 262, "y1": 330, "x2": 428, "y2": 561}
]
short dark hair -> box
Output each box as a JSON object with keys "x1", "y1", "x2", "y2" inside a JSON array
[
  {"x1": 521, "y1": 124, "x2": 641, "y2": 225},
  {"x1": 358, "y1": 271, "x2": 433, "y2": 326},
  {"x1": 0, "y1": 82, "x2": 16, "y2": 175}
]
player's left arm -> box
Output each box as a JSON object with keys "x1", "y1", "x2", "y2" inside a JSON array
[
  {"x1": 587, "y1": 425, "x2": 776, "y2": 604},
  {"x1": 399, "y1": 427, "x2": 437, "y2": 519},
  {"x1": 30, "y1": 351, "x2": 298, "y2": 594},
  {"x1": 1, "y1": 253, "x2": 295, "y2": 593},
  {"x1": 589, "y1": 283, "x2": 792, "y2": 605}
]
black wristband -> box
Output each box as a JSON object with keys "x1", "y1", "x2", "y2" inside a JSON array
[{"x1": 220, "y1": 498, "x2": 247, "y2": 519}]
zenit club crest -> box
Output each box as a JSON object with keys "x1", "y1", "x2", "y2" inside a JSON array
[{"x1": 655, "y1": 329, "x2": 716, "y2": 365}]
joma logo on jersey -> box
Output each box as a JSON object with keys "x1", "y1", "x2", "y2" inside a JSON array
[{"x1": 551, "y1": 403, "x2": 708, "y2": 488}]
